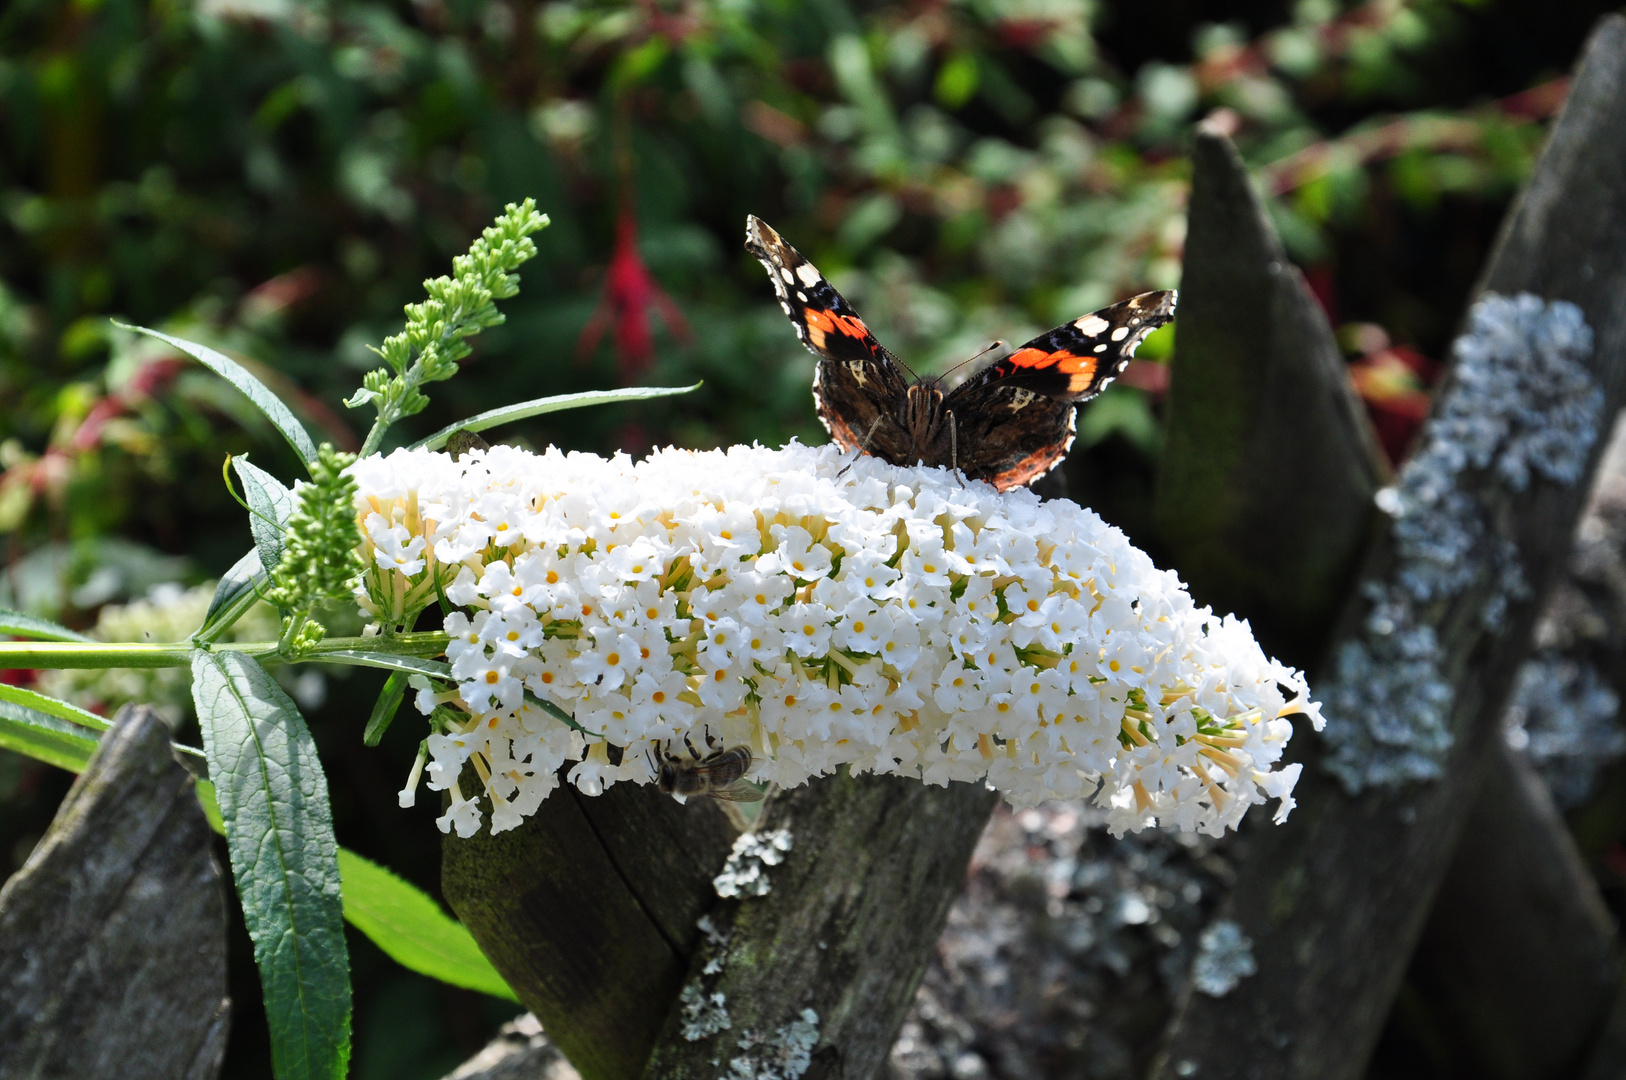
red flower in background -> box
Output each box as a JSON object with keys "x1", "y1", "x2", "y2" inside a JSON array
[
  {"x1": 1346, "y1": 326, "x2": 1440, "y2": 466},
  {"x1": 577, "y1": 207, "x2": 691, "y2": 382}
]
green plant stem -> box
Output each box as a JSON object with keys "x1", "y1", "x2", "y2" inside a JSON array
[
  {"x1": 358, "y1": 418, "x2": 399, "y2": 472},
  {"x1": 0, "y1": 632, "x2": 450, "y2": 670}
]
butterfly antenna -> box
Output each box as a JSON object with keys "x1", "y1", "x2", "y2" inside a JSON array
[
  {"x1": 880, "y1": 342, "x2": 922, "y2": 383},
  {"x1": 938, "y1": 340, "x2": 1006, "y2": 384}
]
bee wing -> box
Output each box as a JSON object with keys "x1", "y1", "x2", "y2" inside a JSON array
[{"x1": 706, "y1": 780, "x2": 767, "y2": 802}]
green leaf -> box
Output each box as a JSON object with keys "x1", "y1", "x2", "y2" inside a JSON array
[
  {"x1": 195, "y1": 548, "x2": 266, "y2": 643},
  {"x1": 0, "y1": 682, "x2": 110, "y2": 731},
  {"x1": 524, "y1": 688, "x2": 592, "y2": 735},
  {"x1": 192, "y1": 785, "x2": 506, "y2": 1003},
  {"x1": 191, "y1": 650, "x2": 350, "y2": 1080},
  {"x1": 336, "y1": 849, "x2": 518, "y2": 1002},
  {"x1": 0, "y1": 699, "x2": 98, "y2": 773},
  {"x1": 314, "y1": 651, "x2": 450, "y2": 678},
  {"x1": 0, "y1": 606, "x2": 93, "y2": 643},
  {"x1": 196, "y1": 778, "x2": 227, "y2": 834},
  {"x1": 118, "y1": 323, "x2": 320, "y2": 466},
  {"x1": 233, "y1": 455, "x2": 297, "y2": 575},
  {"x1": 411, "y1": 383, "x2": 703, "y2": 451},
  {"x1": 363, "y1": 671, "x2": 409, "y2": 747}
]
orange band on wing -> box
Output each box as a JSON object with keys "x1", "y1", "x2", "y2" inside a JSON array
[
  {"x1": 1005, "y1": 347, "x2": 1049, "y2": 368},
  {"x1": 1006, "y1": 348, "x2": 1098, "y2": 381},
  {"x1": 805, "y1": 308, "x2": 869, "y2": 340}
]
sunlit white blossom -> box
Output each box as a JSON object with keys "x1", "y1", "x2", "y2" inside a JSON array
[{"x1": 352, "y1": 441, "x2": 1320, "y2": 838}]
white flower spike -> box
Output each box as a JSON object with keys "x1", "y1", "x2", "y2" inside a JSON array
[{"x1": 351, "y1": 441, "x2": 1321, "y2": 838}]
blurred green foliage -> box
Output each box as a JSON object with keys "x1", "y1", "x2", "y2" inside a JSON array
[
  {"x1": 0, "y1": 0, "x2": 1580, "y2": 582},
  {"x1": 0, "y1": 0, "x2": 1612, "y2": 1076}
]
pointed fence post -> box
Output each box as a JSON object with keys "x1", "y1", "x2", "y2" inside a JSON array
[
  {"x1": 0, "y1": 705, "x2": 230, "y2": 1080},
  {"x1": 1156, "y1": 82, "x2": 1622, "y2": 1080},
  {"x1": 1150, "y1": 15, "x2": 1626, "y2": 1079},
  {"x1": 1156, "y1": 127, "x2": 1387, "y2": 665}
]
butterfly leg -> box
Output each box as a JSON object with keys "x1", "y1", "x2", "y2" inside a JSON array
[
  {"x1": 948, "y1": 412, "x2": 967, "y2": 488},
  {"x1": 836, "y1": 415, "x2": 886, "y2": 479}
]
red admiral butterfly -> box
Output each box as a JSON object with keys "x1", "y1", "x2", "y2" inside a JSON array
[{"x1": 746, "y1": 215, "x2": 1177, "y2": 491}]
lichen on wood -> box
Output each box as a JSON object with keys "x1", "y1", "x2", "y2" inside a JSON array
[
  {"x1": 1321, "y1": 293, "x2": 1604, "y2": 792},
  {"x1": 641, "y1": 772, "x2": 996, "y2": 1080}
]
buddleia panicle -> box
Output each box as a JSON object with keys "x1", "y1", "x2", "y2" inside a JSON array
[
  {"x1": 349, "y1": 199, "x2": 551, "y2": 455},
  {"x1": 353, "y1": 441, "x2": 1322, "y2": 839},
  {"x1": 267, "y1": 443, "x2": 364, "y2": 656}
]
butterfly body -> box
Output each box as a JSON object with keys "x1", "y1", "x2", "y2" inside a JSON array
[{"x1": 746, "y1": 215, "x2": 1177, "y2": 491}]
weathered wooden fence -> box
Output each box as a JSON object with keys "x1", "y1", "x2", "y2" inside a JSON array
[{"x1": 0, "y1": 706, "x2": 229, "y2": 1080}]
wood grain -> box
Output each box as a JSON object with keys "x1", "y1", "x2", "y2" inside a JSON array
[
  {"x1": 0, "y1": 705, "x2": 229, "y2": 1080},
  {"x1": 640, "y1": 772, "x2": 997, "y2": 1080},
  {"x1": 441, "y1": 772, "x2": 736, "y2": 1080}
]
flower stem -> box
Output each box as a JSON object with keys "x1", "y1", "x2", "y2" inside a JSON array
[{"x1": 0, "y1": 632, "x2": 450, "y2": 670}]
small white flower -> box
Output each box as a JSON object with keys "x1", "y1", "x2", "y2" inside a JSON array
[{"x1": 439, "y1": 793, "x2": 484, "y2": 838}]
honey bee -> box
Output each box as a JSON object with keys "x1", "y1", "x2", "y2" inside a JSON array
[{"x1": 653, "y1": 734, "x2": 764, "y2": 802}]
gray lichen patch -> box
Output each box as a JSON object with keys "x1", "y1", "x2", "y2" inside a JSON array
[
  {"x1": 1506, "y1": 656, "x2": 1624, "y2": 808},
  {"x1": 679, "y1": 913, "x2": 737, "y2": 1040},
  {"x1": 1498, "y1": 416, "x2": 1626, "y2": 810},
  {"x1": 697, "y1": 914, "x2": 733, "y2": 976},
  {"x1": 725, "y1": 1009, "x2": 820, "y2": 1080},
  {"x1": 1190, "y1": 920, "x2": 1256, "y2": 996},
  {"x1": 1321, "y1": 293, "x2": 1603, "y2": 793},
  {"x1": 680, "y1": 983, "x2": 732, "y2": 1042},
  {"x1": 714, "y1": 828, "x2": 794, "y2": 899}
]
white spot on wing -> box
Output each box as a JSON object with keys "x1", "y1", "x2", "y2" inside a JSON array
[
  {"x1": 1075, "y1": 314, "x2": 1109, "y2": 336},
  {"x1": 796, "y1": 263, "x2": 821, "y2": 287},
  {"x1": 1111, "y1": 326, "x2": 1129, "y2": 341},
  {"x1": 797, "y1": 291, "x2": 808, "y2": 302},
  {"x1": 780, "y1": 267, "x2": 795, "y2": 284},
  {"x1": 1093, "y1": 343, "x2": 1107, "y2": 353}
]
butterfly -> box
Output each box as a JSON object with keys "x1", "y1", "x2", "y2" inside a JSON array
[{"x1": 745, "y1": 215, "x2": 1177, "y2": 491}]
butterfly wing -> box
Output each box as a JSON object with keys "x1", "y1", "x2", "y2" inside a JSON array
[
  {"x1": 745, "y1": 215, "x2": 913, "y2": 459},
  {"x1": 963, "y1": 290, "x2": 1178, "y2": 401},
  {"x1": 943, "y1": 290, "x2": 1177, "y2": 490}
]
